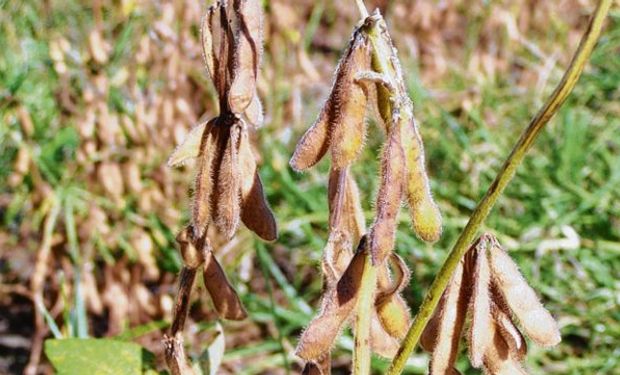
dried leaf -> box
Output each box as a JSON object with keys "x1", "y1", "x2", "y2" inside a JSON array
[
  {"x1": 488, "y1": 239, "x2": 561, "y2": 347},
  {"x1": 369, "y1": 127, "x2": 405, "y2": 264},
  {"x1": 228, "y1": 0, "x2": 263, "y2": 113},
  {"x1": 203, "y1": 250, "x2": 248, "y2": 320},
  {"x1": 167, "y1": 119, "x2": 209, "y2": 167},
  {"x1": 400, "y1": 114, "x2": 442, "y2": 243},
  {"x1": 238, "y1": 126, "x2": 277, "y2": 241}
]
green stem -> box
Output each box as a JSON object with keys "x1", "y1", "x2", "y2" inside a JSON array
[{"x1": 386, "y1": 0, "x2": 612, "y2": 373}]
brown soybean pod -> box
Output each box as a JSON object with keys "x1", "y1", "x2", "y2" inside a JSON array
[
  {"x1": 400, "y1": 113, "x2": 442, "y2": 243},
  {"x1": 229, "y1": 0, "x2": 263, "y2": 113},
  {"x1": 468, "y1": 244, "x2": 494, "y2": 368},
  {"x1": 488, "y1": 241, "x2": 561, "y2": 347},
  {"x1": 369, "y1": 126, "x2": 405, "y2": 265},
  {"x1": 481, "y1": 320, "x2": 529, "y2": 375},
  {"x1": 191, "y1": 119, "x2": 217, "y2": 238},
  {"x1": 330, "y1": 32, "x2": 370, "y2": 169},
  {"x1": 238, "y1": 125, "x2": 277, "y2": 241},
  {"x1": 422, "y1": 261, "x2": 469, "y2": 375},
  {"x1": 327, "y1": 167, "x2": 366, "y2": 244},
  {"x1": 213, "y1": 123, "x2": 242, "y2": 239},
  {"x1": 203, "y1": 250, "x2": 248, "y2": 320},
  {"x1": 290, "y1": 28, "x2": 367, "y2": 171},
  {"x1": 296, "y1": 239, "x2": 368, "y2": 360}
]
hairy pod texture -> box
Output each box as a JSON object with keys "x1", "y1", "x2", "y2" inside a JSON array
[
  {"x1": 421, "y1": 234, "x2": 561, "y2": 375},
  {"x1": 369, "y1": 126, "x2": 405, "y2": 265},
  {"x1": 290, "y1": 30, "x2": 371, "y2": 171},
  {"x1": 166, "y1": 3, "x2": 275, "y2": 371},
  {"x1": 292, "y1": 12, "x2": 442, "y2": 371}
]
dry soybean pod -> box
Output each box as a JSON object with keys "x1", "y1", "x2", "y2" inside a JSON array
[
  {"x1": 191, "y1": 119, "x2": 217, "y2": 238},
  {"x1": 238, "y1": 123, "x2": 277, "y2": 241},
  {"x1": 290, "y1": 26, "x2": 366, "y2": 171},
  {"x1": 296, "y1": 238, "x2": 369, "y2": 360},
  {"x1": 369, "y1": 124, "x2": 405, "y2": 265},
  {"x1": 213, "y1": 122, "x2": 242, "y2": 239},
  {"x1": 400, "y1": 108, "x2": 442, "y2": 243},
  {"x1": 330, "y1": 31, "x2": 371, "y2": 169},
  {"x1": 467, "y1": 240, "x2": 494, "y2": 368},
  {"x1": 488, "y1": 240, "x2": 561, "y2": 347},
  {"x1": 375, "y1": 253, "x2": 411, "y2": 339},
  {"x1": 229, "y1": 0, "x2": 263, "y2": 113},
  {"x1": 203, "y1": 248, "x2": 248, "y2": 320},
  {"x1": 421, "y1": 261, "x2": 468, "y2": 375}
]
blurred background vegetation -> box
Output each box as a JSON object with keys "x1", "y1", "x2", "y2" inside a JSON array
[{"x1": 1, "y1": 0, "x2": 619, "y2": 374}]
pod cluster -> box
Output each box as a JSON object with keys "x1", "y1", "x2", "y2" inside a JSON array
[
  {"x1": 421, "y1": 234, "x2": 561, "y2": 375},
  {"x1": 291, "y1": 12, "x2": 440, "y2": 373},
  {"x1": 164, "y1": 1, "x2": 276, "y2": 373}
]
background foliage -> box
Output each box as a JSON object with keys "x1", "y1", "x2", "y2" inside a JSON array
[{"x1": 1, "y1": 0, "x2": 619, "y2": 374}]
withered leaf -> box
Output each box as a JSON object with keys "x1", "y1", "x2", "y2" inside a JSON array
[
  {"x1": 228, "y1": 0, "x2": 263, "y2": 113},
  {"x1": 487, "y1": 240, "x2": 561, "y2": 347},
  {"x1": 203, "y1": 249, "x2": 248, "y2": 320},
  {"x1": 369, "y1": 126, "x2": 405, "y2": 265},
  {"x1": 238, "y1": 125, "x2": 277, "y2": 241},
  {"x1": 167, "y1": 119, "x2": 209, "y2": 167}
]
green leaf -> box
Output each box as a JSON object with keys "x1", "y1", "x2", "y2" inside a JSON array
[{"x1": 45, "y1": 338, "x2": 160, "y2": 375}]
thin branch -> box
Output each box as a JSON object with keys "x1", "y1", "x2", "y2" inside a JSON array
[{"x1": 387, "y1": 0, "x2": 612, "y2": 373}]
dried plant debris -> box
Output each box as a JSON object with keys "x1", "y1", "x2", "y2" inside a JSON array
[
  {"x1": 165, "y1": 1, "x2": 274, "y2": 373},
  {"x1": 421, "y1": 234, "x2": 561, "y2": 375}
]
